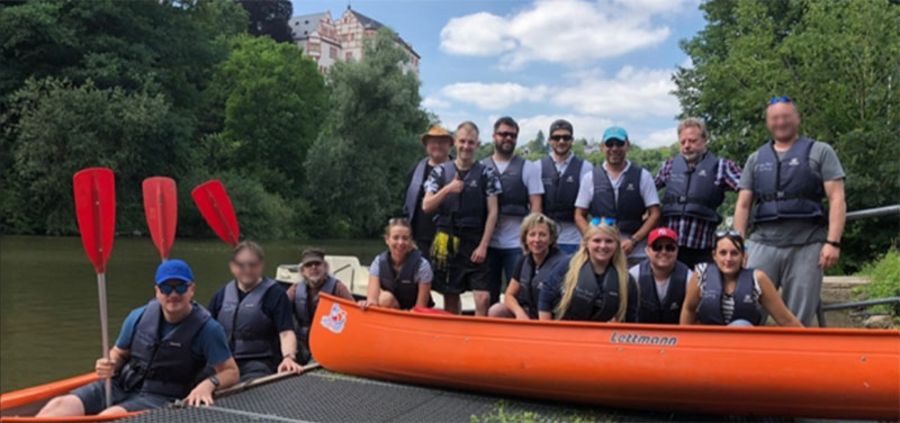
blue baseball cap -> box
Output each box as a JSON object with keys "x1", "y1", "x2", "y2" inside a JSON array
[
  {"x1": 155, "y1": 259, "x2": 194, "y2": 285},
  {"x1": 602, "y1": 126, "x2": 629, "y2": 143}
]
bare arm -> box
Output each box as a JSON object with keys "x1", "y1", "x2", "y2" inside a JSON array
[
  {"x1": 502, "y1": 280, "x2": 529, "y2": 319},
  {"x1": 538, "y1": 311, "x2": 553, "y2": 321},
  {"x1": 733, "y1": 189, "x2": 754, "y2": 236},
  {"x1": 574, "y1": 208, "x2": 590, "y2": 234},
  {"x1": 471, "y1": 196, "x2": 499, "y2": 263},
  {"x1": 529, "y1": 194, "x2": 542, "y2": 214},
  {"x1": 277, "y1": 330, "x2": 303, "y2": 373},
  {"x1": 416, "y1": 282, "x2": 432, "y2": 308},
  {"x1": 423, "y1": 179, "x2": 463, "y2": 214},
  {"x1": 632, "y1": 205, "x2": 660, "y2": 243},
  {"x1": 756, "y1": 270, "x2": 803, "y2": 327},
  {"x1": 187, "y1": 357, "x2": 238, "y2": 406},
  {"x1": 679, "y1": 272, "x2": 701, "y2": 325},
  {"x1": 819, "y1": 179, "x2": 846, "y2": 269},
  {"x1": 366, "y1": 275, "x2": 380, "y2": 303},
  {"x1": 95, "y1": 346, "x2": 130, "y2": 379}
]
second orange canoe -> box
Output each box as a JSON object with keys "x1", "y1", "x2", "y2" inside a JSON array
[{"x1": 311, "y1": 294, "x2": 900, "y2": 420}]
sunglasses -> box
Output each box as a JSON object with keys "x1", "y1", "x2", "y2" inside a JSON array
[
  {"x1": 388, "y1": 217, "x2": 409, "y2": 225},
  {"x1": 651, "y1": 243, "x2": 677, "y2": 253},
  {"x1": 768, "y1": 96, "x2": 793, "y2": 105},
  {"x1": 159, "y1": 282, "x2": 190, "y2": 295},
  {"x1": 590, "y1": 217, "x2": 616, "y2": 227},
  {"x1": 550, "y1": 135, "x2": 573, "y2": 142},
  {"x1": 496, "y1": 131, "x2": 518, "y2": 140},
  {"x1": 302, "y1": 261, "x2": 323, "y2": 268},
  {"x1": 604, "y1": 139, "x2": 626, "y2": 148},
  {"x1": 715, "y1": 229, "x2": 741, "y2": 238}
]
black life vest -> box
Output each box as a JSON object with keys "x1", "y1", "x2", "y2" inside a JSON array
[
  {"x1": 540, "y1": 155, "x2": 585, "y2": 222},
  {"x1": 121, "y1": 300, "x2": 211, "y2": 399},
  {"x1": 589, "y1": 164, "x2": 646, "y2": 234},
  {"x1": 516, "y1": 248, "x2": 568, "y2": 319},
  {"x1": 751, "y1": 137, "x2": 825, "y2": 223},
  {"x1": 636, "y1": 260, "x2": 689, "y2": 324},
  {"x1": 403, "y1": 158, "x2": 433, "y2": 224},
  {"x1": 482, "y1": 155, "x2": 530, "y2": 216},
  {"x1": 697, "y1": 267, "x2": 762, "y2": 325},
  {"x1": 293, "y1": 276, "x2": 338, "y2": 362},
  {"x1": 216, "y1": 278, "x2": 279, "y2": 360},
  {"x1": 376, "y1": 250, "x2": 423, "y2": 310},
  {"x1": 661, "y1": 152, "x2": 725, "y2": 224},
  {"x1": 436, "y1": 161, "x2": 488, "y2": 230},
  {"x1": 560, "y1": 262, "x2": 622, "y2": 322}
]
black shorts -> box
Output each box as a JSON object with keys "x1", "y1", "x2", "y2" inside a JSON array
[{"x1": 431, "y1": 232, "x2": 490, "y2": 294}]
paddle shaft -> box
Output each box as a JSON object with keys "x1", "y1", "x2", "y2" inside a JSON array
[{"x1": 96, "y1": 273, "x2": 112, "y2": 409}]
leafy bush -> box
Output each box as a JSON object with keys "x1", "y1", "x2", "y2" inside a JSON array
[{"x1": 856, "y1": 249, "x2": 900, "y2": 317}]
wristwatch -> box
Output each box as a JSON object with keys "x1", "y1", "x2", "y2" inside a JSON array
[
  {"x1": 208, "y1": 375, "x2": 220, "y2": 388},
  {"x1": 826, "y1": 240, "x2": 841, "y2": 248}
]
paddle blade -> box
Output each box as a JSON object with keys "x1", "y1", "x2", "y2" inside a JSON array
[
  {"x1": 191, "y1": 179, "x2": 240, "y2": 246},
  {"x1": 142, "y1": 177, "x2": 177, "y2": 260},
  {"x1": 73, "y1": 168, "x2": 116, "y2": 273}
]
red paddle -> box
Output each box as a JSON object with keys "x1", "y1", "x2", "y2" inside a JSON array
[
  {"x1": 72, "y1": 167, "x2": 116, "y2": 409},
  {"x1": 142, "y1": 177, "x2": 177, "y2": 261},
  {"x1": 191, "y1": 180, "x2": 240, "y2": 246}
]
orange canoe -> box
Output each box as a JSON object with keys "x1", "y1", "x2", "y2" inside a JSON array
[
  {"x1": 0, "y1": 374, "x2": 138, "y2": 422},
  {"x1": 311, "y1": 294, "x2": 900, "y2": 420}
]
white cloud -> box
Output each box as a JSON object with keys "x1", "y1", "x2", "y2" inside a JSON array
[
  {"x1": 635, "y1": 126, "x2": 678, "y2": 149},
  {"x1": 439, "y1": 82, "x2": 550, "y2": 111},
  {"x1": 440, "y1": 0, "x2": 678, "y2": 69},
  {"x1": 422, "y1": 96, "x2": 451, "y2": 110},
  {"x1": 515, "y1": 114, "x2": 614, "y2": 142},
  {"x1": 551, "y1": 66, "x2": 679, "y2": 119}
]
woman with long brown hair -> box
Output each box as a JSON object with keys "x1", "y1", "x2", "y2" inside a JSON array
[{"x1": 538, "y1": 222, "x2": 638, "y2": 322}]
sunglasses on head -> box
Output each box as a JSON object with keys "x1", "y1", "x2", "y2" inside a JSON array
[
  {"x1": 768, "y1": 96, "x2": 793, "y2": 105},
  {"x1": 590, "y1": 217, "x2": 616, "y2": 227},
  {"x1": 388, "y1": 217, "x2": 409, "y2": 225},
  {"x1": 715, "y1": 229, "x2": 741, "y2": 239},
  {"x1": 550, "y1": 134, "x2": 573, "y2": 142},
  {"x1": 159, "y1": 282, "x2": 190, "y2": 295},
  {"x1": 604, "y1": 139, "x2": 626, "y2": 148},
  {"x1": 496, "y1": 131, "x2": 518, "y2": 140},
  {"x1": 651, "y1": 243, "x2": 677, "y2": 253}
]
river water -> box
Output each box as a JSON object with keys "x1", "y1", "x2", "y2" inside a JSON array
[{"x1": 0, "y1": 235, "x2": 383, "y2": 392}]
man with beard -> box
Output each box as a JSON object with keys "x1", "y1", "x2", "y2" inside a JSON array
[
  {"x1": 655, "y1": 118, "x2": 742, "y2": 268},
  {"x1": 402, "y1": 126, "x2": 453, "y2": 258},
  {"x1": 539, "y1": 119, "x2": 592, "y2": 254},
  {"x1": 575, "y1": 126, "x2": 660, "y2": 265},
  {"x1": 286, "y1": 249, "x2": 355, "y2": 363},
  {"x1": 733, "y1": 97, "x2": 846, "y2": 326},
  {"x1": 481, "y1": 116, "x2": 544, "y2": 306}
]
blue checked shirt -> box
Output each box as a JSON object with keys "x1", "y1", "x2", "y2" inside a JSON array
[{"x1": 655, "y1": 154, "x2": 742, "y2": 249}]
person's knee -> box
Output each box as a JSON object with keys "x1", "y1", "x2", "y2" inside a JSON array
[
  {"x1": 99, "y1": 406, "x2": 128, "y2": 416},
  {"x1": 38, "y1": 395, "x2": 85, "y2": 417},
  {"x1": 487, "y1": 303, "x2": 509, "y2": 317},
  {"x1": 377, "y1": 291, "x2": 400, "y2": 309}
]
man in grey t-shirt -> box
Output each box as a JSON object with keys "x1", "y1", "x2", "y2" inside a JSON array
[{"x1": 733, "y1": 97, "x2": 846, "y2": 326}]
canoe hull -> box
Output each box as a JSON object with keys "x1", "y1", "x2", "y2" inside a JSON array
[
  {"x1": 0, "y1": 374, "x2": 137, "y2": 422},
  {"x1": 311, "y1": 294, "x2": 900, "y2": 420}
]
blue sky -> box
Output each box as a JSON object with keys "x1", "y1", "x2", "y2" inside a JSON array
[{"x1": 292, "y1": 0, "x2": 706, "y2": 148}]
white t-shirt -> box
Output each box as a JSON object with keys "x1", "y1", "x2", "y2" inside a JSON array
[
  {"x1": 546, "y1": 154, "x2": 594, "y2": 245},
  {"x1": 489, "y1": 157, "x2": 545, "y2": 249},
  {"x1": 629, "y1": 264, "x2": 693, "y2": 302}
]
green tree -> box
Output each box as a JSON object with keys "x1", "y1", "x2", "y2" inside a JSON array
[
  {"x1": 304, "y1": 28, "x2": 430, "y2": 237},
  {"x1": 675, "y1": 0, "x2": 900, "y2": 271},
  {"x1": 206, "y1": 35, "x2": 328, "y2": 198}
]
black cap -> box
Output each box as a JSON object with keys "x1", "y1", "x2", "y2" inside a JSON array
[{"x1": 549, "y1": 119, "x2": 573, "y2": 136}]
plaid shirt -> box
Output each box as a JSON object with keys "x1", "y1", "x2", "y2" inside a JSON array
[{"x1": 655, "y1": 154, "x2": 742, "y2": 249}]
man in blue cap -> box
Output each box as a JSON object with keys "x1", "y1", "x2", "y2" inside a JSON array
[
  {"x1": 38, "y1": 259, "x2": 238, "y2": 417},
  {"x1": 575, "y1": 126, "x2": 660, "y2": 265}
]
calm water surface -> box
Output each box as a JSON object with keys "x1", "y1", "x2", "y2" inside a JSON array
[{"x1": 0, "y1": 235, "x2": 383, "y2": 392}]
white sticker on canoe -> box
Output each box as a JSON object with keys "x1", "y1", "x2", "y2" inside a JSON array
[{"x1": 320, "y1": 304, "x2": 347, "y2": 334}]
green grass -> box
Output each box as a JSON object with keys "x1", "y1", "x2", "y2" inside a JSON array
[{"x1": 855, "y1": 249, "x2": 900, "y2": 318}]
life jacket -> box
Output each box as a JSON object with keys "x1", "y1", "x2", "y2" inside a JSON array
[
  {"x1": 560, "y1": 262, "x2": 622, "y2": 322},
  {"x1": 661, "y1": 153, "x2": 725, "y2": 224},
  {"x1": 217, "y1": 278, "x2": 279, "y2": 360},
  {"x1": 120, "y1": 300, "x2": 211, "y2": 399},
  {"x1": 540, "y1": 155, "x2": 585, "y2": 223},
  {"x1": 697, "y1": 267, "x2": 762, "y2": 325},
  {"x1": 589, "y1": 164, "x2": 646, "y2": 234},
  {"x1": 482, "y1": 156, "x2": 529, "y2": 216},
  {"x1": 751, "y1": 137, "x2": 825, "y2": 223},
  {"x1": 436, "y1": 161, "x2": 488, "y2": 230},
  {"x1": 404, "y1": 158, "x2": 430, "y2": 222},
  {"x1": 516, "y1": 248, "x2": 568, "y2": 319},
  {"x1": 377, "y1": 250, "x2": 423, "y2": 310},
  {"x1": 636, "y1": 260, "x2": 689, "y2": 324},
  {"x1": 293, "y1": 276, "x2": 338, "y2": 363}
]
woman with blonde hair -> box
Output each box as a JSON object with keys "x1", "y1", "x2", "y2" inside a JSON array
[
  {"x1": 538, "y1": 222, "x2": 638, "y2": 322},
  {"x1": 488, "y1": 213, "x2": 569, "y2": 320}
]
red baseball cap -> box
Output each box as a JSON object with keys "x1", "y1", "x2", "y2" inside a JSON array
[{"x1": 648, "y1": 227, "x2": 678, "y2": 246}]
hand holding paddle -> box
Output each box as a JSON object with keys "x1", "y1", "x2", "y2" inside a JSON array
[{"x1": 72, "y1": 167, "x2": 116, "y2": 409}]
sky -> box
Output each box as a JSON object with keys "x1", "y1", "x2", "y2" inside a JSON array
[{"x1": 292, "y1": 0, "x2": 707, "y2": 148}]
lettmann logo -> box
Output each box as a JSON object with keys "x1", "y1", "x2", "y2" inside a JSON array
[{"x1": 609, "y1": 331, "x2": 678, "y2": 346}]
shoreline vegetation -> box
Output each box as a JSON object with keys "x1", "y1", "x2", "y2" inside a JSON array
[{"x1": 0, "y1": 0, "x2": 897, "y2": 277}]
